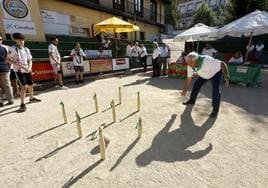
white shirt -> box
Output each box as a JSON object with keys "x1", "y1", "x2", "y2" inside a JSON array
[
  {"x1": 228, "y1": 57, "x2": 243, "y2": 64},
  {"x1": 131, "y1": 46, "x2": 140, "y2": 57},
  {"x1": 187, "y1": 55, "x2": 222, "y2": 79},
  {"x1": 201, "y1": 48, "x2": 217, "y2": 57},
  {"x1": 152, "y1": 47, "x2": 160, "y2": 60},
  {"x1": 126, "y1": 45, "x2": 132, "y2": 57},
  {"x1": 10, "y1": 45, "x2": 32, "y2": 73},
  {"x1": 102, "y1": 39, "x2": 111, "y2": 48},
  {"x1": 247, "y1": 45, "x2": 255, "y2": 52},
  {"x1": 160, "y1": 46, "x2": 169, "y2": 58},
  {"x1": 70, "y1": 48, "x2": 86, "y2": 66},
  {"x1": 139, "y1": 47, "x2": 148, "y2": 58},
  {"x1": 48, "y1": 43, "x2": 61, "y2": 65},
  {"x1": 255, "y1": 44, "x2": 264, "y2": 51}
]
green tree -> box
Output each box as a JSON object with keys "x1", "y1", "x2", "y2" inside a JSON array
[
  {"x1": 164, "y1": 0, "x2": 180, "y2": 29},
  {"x1": 193, "y1": 3, "x2": 216, "y2": 26},
  {"x1": 225, "y1": 0, "x2": 268, "y2": 23}
]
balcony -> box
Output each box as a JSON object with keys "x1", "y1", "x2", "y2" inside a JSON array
[{"x1": 64, "y1": 0, "x2": 164, "y2": 25}]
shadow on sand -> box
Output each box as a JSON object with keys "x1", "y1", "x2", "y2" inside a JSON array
[{"x1": 136, "y1": 106, "x2": 215, "y2": 166}]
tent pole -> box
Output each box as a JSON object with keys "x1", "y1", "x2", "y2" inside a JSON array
[
  {"x1": 196, "y1": 40, "x2": 199, "y2": 53},
  {"x1": 244, "y1": 32, "x2": 253, "y2": 63}
]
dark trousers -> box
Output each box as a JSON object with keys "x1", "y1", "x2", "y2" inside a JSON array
[
  {"x1": 189, "y1": 71, "x2": 222, "y2": 112},
  {"x1": 152, "y1": 58, "x2": 160, "y2": 76},
  {"x1": 140, "y1": 55, "x2": 147, "y2": 72}
]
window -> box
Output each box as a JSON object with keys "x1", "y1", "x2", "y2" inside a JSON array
[
  {"x1": 140, "y1": 31, "x2": 145, "y2": 40},
  {"x1": 186, "y1": 19, "x2": 192, "y2": 28},
  {"x1": 113, "y1": 0, "x2": 125, "y2": 11},
  {"x1": 135, "y1": 0, "x2": 143, "y2": 17},
  {"x1": 150, "y1": 0, "x2": 157, "y2": 21},
  {"x1": 180, "y1": 5, "x2": 186, "y2": 14},
  {"x1": 209, "y1": 0, "x2": 217, "y2": 6},
  {"x1": 187, "y1": 3, "x2": 194, "y2": 12},
  {"x1": 195, "y1": 2, "x2": 202, "y2": 10}
]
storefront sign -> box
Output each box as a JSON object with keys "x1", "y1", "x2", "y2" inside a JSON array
[
  {"x1": 1, "y1": 0, "x2": 31, "y2": 20},
  {"x1": 3, "y1": 19, "x2": 36, "y2": 35},
  {"x1": 90, "y1": 59, "x2": 112, "y2": 73},
  {"x1": 32, "y1": 61, "x2": 54, "y2": 81},
  {"x1": 61, "y1": 60, "x2": 90, "y2": 77},
  {"x1": 112, "y1": 58, "x2": 129, "y2": 70}
]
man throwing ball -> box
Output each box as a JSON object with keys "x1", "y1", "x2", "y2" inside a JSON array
[{"x1": 181, "y1": 52, "x2": 229, "y2": 117}]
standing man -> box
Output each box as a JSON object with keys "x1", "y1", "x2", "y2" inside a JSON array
[
  {"x1": 0, "y1": 35, "x2": 14, "y2": 107},
  {"x1": 255, "y1": 41, "x2": 264, "y2": 59},
  {"x1": 201, "y1": 43, "x2": 217, "y2": 58},
  {"x1": 152, "y1": 42, "x2": 160, "y2": 77},
  {"x1": 139, "y1": 44, "x2": 148, "y2": 72},
  {"x1": 48, "y1": 36, "x2": 64, "y2": 87},
  {"x1": 70, "y1": 42, "x2": 87, "y2": 84},
  {"x1": 131, "y1": 42, "x2": 140, "y2": 68},
  {"x1": 159, "y1": 43, "x2": 169, "y2": 75},
  {"x1": 181, "y1": 52, "x2": 229, "y2": 117},
  {"x1": 9, "y1": 33, "x2": 41, "y2": 112}
]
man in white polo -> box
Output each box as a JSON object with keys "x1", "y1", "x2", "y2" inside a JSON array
[
  {"x1": 181, "y1": 52, "x2": 229, "y2": 117},
  {"x1": 48, "y1": 36, "x2": 64, "y2": 87}
]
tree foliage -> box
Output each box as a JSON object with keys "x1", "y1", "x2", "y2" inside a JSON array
[
  {"x1": 193, "y1": 3, "x2": 216, "y2": 26},
  {"x1": 164, "y1": 0, "x2": 180, "y2": 29},
  {"x1": 224, "y1": 0, "x2": 268, "y2": 23}
]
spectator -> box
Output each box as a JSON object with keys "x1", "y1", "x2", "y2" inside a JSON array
[
  {"x1": 126, "y1": 41, "x2": 132, "y2": 58},
  {"x1": 0, "y1": 35, "x2": 14, "y2": 107},
  {"x1": 201, "y1": 43, "x2": 217, "y2": 57},
  {"x1": 139, "y1": 44, "x2": 148, "y2": 72},
  {"x1": 176, "y1": 51, "x2": 187, "y2": 64},
  {"x1": 152, "y1": 42, "x2": 160, "y2": 77},
  {"x1": 70, "y1": 43, "x2": 87, "y2": 84},
  {"x1": 97, "y1": 47, "x2": 106, "y2": 58},
  {"x1": 159, "y1": 43, "x2": 170, "y2": 75},
  {"x1": 255, "y1": 41, "x2": 264, "y2": 59},
  {"x1": 102, "y1": 35, "x2": 111, "y2": 49},
  {"x1": 9, "y1": 33, "x2": 41, "y2": 112},
  {"x1": 131, "y1": 42, "x2": 140, "y2": 68},
  {"x1": 48, "y1": 36, "x2": 64, "y2": 88},
  {"x1": 228, "y1": 51, "x2": 243, "y2": 64}
]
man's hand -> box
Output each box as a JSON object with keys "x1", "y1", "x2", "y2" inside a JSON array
[{"x1": 181, "y1": 90, "x2": 187, "y2": 97}]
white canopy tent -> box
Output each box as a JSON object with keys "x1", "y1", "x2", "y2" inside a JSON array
[
  {"x1": 218, "y1": 10, "x2": 268, "y2": 62},
  {"x1": 174, "y1": 23, "x2": 218, "y2": 42},
  {"x1": 173, "y1": 23, "x2": 218, "y2": 52}
]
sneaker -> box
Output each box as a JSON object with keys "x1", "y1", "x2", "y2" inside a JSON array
[
  {"x1": 0, "y1": 102, "x2": 4, "y2": 107},
  {"x1": 60, "y1": 85, "x2": 68, "y2": 90},
  {"x1": 182, "y1": 100, "x2": 195, "y2": 105},
  {"x1": 20, "y1": 103, "x2": 27, "y2": 112},
  {"x1": 6, "y1": 100, "x2": 14, "y2": 106},
  {"x1": 29, "y1": 97, "x2": 41, "y2": 103}
]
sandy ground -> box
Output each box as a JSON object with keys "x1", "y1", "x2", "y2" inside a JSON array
[{"x1": 0, "y1": 71, "x2": 267, "y2": 188}]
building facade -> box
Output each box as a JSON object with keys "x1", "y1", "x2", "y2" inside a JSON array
[
  {"x1": 0, "y1": 0, "x2": 170, "y2": 41},
  {"x1": 178, "y1": 0, "x2": 229, "y2": 29}
]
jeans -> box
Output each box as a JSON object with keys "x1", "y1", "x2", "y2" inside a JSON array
[
  {"x1": 140, "y1": 55, "x2": 147, "y2": 72},
  {"x1": 255, "y1": 51, "x2": 263, "y2": 59},
  {"x1": 152, "y1": 58, "x2": 160, "y2": 76},
  {"x1": 189, "y1": 71, "x2": 222, "y2": 112},
  {"x1": 0, "y1": 72, "x2": 14, "y2": 102}
]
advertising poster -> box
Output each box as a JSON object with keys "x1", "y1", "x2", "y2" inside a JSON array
[
  {"x1": 31, "y1": 61, "x2": 54, "y2": 81},
  {"x1": 61, "y1": 60, "x2": 90, "y2": 77},
  {"x1": 112, "y1": 58, "x2": 129, "y2": 70},
  {"x1": 90, "y1": 59, "x2": 112, "y2": 73}
]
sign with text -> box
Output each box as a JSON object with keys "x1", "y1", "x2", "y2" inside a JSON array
[
  {"x1": 112, "y1": 58, "x2": 129, "y2": 70},
  {"x1": 84, "y1": 50, "x2": 112, "y2": 59},
  {"x1": 0, "y1": 0, "x2": 31, "y2": 21},
  {"x1": 90, "y1": 59, "x2": 112, "y2": 73},
  {"x1": 32, "y1": 61, "x2": 54, "y2": 81},
  {"x1": 61, "y1": 60, "x2": 90, "y2": 77},
  {"x1": 3, "y1": 19, "x2": 36, "y2": 35}
]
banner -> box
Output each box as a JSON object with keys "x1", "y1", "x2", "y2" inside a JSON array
[
  {"x1": 90, "y1": 59, "x2": 112, "y2": 73},
  {"x1": 112, "y1": 58, "x2": 129, "y2": 70},
  {"x1": 0, "y1": 0, "x2": 31, "y2": 21},
  {"x1": 3, "y1": 19, "x2": 36, "y2": 35},
  {"x1": 84, "y1": 50, "x2": 112, "y2": 59},
  {"x1": 168, "y1": 63, "x2": 187, "y2": 79},
  {"x1": 61, "y1": 60, "x2": 90, "y2": 77},
  {"x1": 32, "y1": 61, "x2": 54, "y2": 81}
]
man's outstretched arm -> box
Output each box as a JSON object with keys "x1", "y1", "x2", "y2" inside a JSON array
[
  {"x1": 221, "y1": 62, "x2": 229, "y2": 87},
  {"x1": 181, "y1": 77, "x2": 193, "y2": 96}
]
